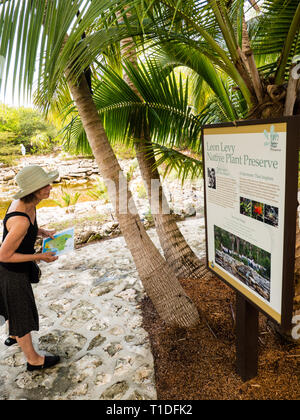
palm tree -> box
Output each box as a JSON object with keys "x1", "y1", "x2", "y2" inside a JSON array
[
  {"x1": 69, "y1": 0, "x2": 299, "y2": 117},
  {"x1": 117, "y1": 12, "x2": 208, "y2": 280},
  {"x1": 134, "y1": 0, "x2": 300, "y2": 330},
  {"x1": 67, "y1": 0, "x2": 300, "y2": 331},
  {"x1": 63, "y1": 57, "x2": 207, "y2": 279},
  {"x1": 0, "y1": 0, "x2": 200, "y2": 328},
  {"x1": 66, "y1": 6, "x2": 208, "y2": 280}
]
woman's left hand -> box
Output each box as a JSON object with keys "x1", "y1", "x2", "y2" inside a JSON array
[{"x1": 39, "y1": 229, "x2": 56, "y2": 239}]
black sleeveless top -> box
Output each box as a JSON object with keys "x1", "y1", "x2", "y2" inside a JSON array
[{"x1": 1, "y1": 210, "x2": 38, "y2": 273}]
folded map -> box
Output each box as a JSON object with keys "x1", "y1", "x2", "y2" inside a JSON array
[{"x1": 42, "y1": 227, "x2": 75, "y2": 256}]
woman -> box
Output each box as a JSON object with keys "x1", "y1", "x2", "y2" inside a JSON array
[{"x1": 0, "y1": 165, "x2": 60, "y2": 371}]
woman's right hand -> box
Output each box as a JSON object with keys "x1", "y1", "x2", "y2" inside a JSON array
[{"x1": 38, "y1": 252, "x2": 58, "y2": 263}]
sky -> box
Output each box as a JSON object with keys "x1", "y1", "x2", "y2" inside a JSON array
[
  {"x1": 0, "y1": 79, "x2": 34, "y2": 108},
  {"x1": 0, "y1": 48, "x2": 34, "y2": 108},
  {"x1": 0, "y1": 0, "x2": 88, "y2": 109}
]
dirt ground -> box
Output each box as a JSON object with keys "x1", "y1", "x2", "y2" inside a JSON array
[{"x1": 141, "y1": 272, "x2": 300, "y2": 400}]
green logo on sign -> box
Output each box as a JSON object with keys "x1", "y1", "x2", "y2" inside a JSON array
[{"x1": 264, "y1": 125, "x2": 279, "y2": 150}]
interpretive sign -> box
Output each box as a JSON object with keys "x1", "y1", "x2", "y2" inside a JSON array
[{"x1": 203, "y1": 118, "x2": 299, "y2": 330}]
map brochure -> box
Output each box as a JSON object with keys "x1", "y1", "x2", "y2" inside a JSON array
[{"x1": 42, "y1": 227, "x2": 75, "y2": 256}]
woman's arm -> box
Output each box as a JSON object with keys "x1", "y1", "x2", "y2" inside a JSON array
[{"x1": 0, "y1": 217, "x2": 57, "y2": 263}]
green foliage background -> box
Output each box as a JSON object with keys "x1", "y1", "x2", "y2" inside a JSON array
[{"x1": 0, "y1": 104, "x2": 60, "y2": 166}]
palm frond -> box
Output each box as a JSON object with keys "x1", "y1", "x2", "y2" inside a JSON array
[
  {"x1": 253, "y1": 0, "x2": 300, "y2": 82},
  {"x1": 148, "y1": 141, "x2": 202, "y2": 183},
  {"x1": 0, "y1": 0, "x2": 85, "y2": 100},
  {"x1": 0, "y1": 0, "x2": 135, "y2": 107},
  {"x1": 62, "y1": 59, "x2": 204, "y2": 158},
  {"x1": 151, "y1": 43, "x2": 238, "y2": 120}
]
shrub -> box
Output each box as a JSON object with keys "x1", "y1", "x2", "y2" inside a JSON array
[{"x1": 0, "y1": 104, "x2": 61, "y2": 157}]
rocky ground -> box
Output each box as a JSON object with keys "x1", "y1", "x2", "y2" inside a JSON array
[
  {"x1": 0, "y1": 153, "x2": 206, "y2": 400},
  {"x1": 0, "y1": 217, "x2": 206, "y2": 400},
  {"x1": 215, "y1": 250, "x2": 270, "y2": 301}
]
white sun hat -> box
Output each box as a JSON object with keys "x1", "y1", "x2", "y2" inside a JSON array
[{"x1": 13, "y1": 165, "x2": 59, "y2": 200}]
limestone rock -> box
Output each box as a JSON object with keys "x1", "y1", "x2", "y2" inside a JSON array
[
  {"x1": 3, "y1": 170, "x2": 15, "y2": 181},
  {"x1": 87, "y1": 334, "x2": 106, "y2": 351},
  {"x1": 39, "y1": 330, "x2": 87, "y2": 359},
  {"x1": 95, "y1": 373, "x2": 112, "y2": 386},
  {"x1": 133, "y1": 365, "x2": 153, "y2": 384},
  {"x1": 61, "y1": 301, "x2": 99, "y2": 329},
  {"x1": 100, "y1": 381, "x2": 129, "y2": 399},
  {"x1": 90, "y1": 282, "x2": 116, "y2": 297},
  {"x1": 115, "y1": 288, "x2": 136, "y2": 302},
  {"x1": 69, "y1": 354, "x2": 103, "y2": 383},
  {"x1": 114, "y1": 356, "x2": 133, "y2": 376},
  {"x1": 1, "y1": 351, "x2": 25, "y2": 368},
  {"x1": 104, "y1": 342, "x2": 123, "y2": 357},
  {"x1": 15, "y1": 369, "x2": 59, "y2": 390}
]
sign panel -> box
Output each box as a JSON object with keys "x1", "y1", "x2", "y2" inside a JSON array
[{"x1": 203, "y1": 119, "x2": 299, "y2": 327}]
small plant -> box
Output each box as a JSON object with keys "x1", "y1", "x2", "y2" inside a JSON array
[
  {"x1": 30, "y1": 133, "x2": 60, "y2": 154},
  {"x1": 136, "y1": 182, "x2": 147, "y2": 199},
  {"x1": 87, "y1": 178, "x2": 109, "y2": 203},
  {"x1": 126, "y1": 164, "x2": 136, "y2": 182},
  {"x1": 144, "y1": 208, "x2": 153, "y2": 224},
  {"x1": 125, "y1": 159, "x2": 139, "y2": 182},
  {"x1": 53, "y1": 186, "x2": 81, "y2": 208},
  {"x1": 113, "y1": 143, "x2": 136, "y2": 160},
  {"x1": 0, "y1": 155, "x2": 18, "y2": 167},
  {"x1": 253, "y1": 204, "x2": 263, "y2": 216},
  {"x1": 252, "y1": 201, "x2": 264, "y2": 222}
]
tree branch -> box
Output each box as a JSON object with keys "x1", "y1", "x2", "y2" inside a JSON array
[
  {"x1": 247, "y1": 0, "x2": 260, "y2": 13},
  {"x1": 242, "y1": 15, "x2": 263, "y2": 102},
  {"x1": 284, "y1": 63, "x2": 300, "y2": 116}
]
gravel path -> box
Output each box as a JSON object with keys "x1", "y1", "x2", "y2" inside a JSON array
[{"x1": 0, "y1": 217, "x2": 206, "y2": 400}]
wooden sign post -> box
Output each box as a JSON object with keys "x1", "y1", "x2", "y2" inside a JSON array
[
  {"x1": 235, "y1": 294, "x2": 259, "y2": 381},
  {"x1": 202, "y1": 117, "x2": 300, "y2": 381}
]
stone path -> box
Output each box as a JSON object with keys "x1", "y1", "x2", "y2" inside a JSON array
[{"x1": 0, "y1": 217, "x2": 206, "y2": 400}]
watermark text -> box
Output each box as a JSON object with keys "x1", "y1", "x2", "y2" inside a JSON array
[
  {"x1": 291, "y1": 315, "x2": 300, "y2": 340},
  {"x1": 292, "y1": 55, "x2": 300, "y2": 80}
]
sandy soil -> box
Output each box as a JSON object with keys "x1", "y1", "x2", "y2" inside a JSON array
[{"x1": 141, "y1": 270, "x2": 300, "y2": 400}]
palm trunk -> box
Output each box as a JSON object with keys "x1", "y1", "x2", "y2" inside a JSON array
[
  {"x1": 208, "y1": 0, "x2": 256, "y2": 104},
  {"x1": 134, "y1": 139, "x2": 207, "y2": 279},
  {"x1": 242, "y1": 17, "x2": 263, "y2": 103},
  {"x1": 284, "y1": 64, "x2": 300, "y2": 116},
  {"x1": 119, "y1": 27, "x2": 206, "y2": 279},
  {"x1": 247, "y1": 0, "x2": 260, "y2": 13},
  {"x1": 282, "y1": 66, "x2": 300, "y2": 334},
  {"x1": 65, "y1": 70, "x2": 200, "y2": 328}
]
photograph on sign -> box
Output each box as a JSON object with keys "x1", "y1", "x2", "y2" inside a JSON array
[
  {"x1": 203, "y1": 123, "x2": 288, "y2": 324},
  {"x1": 214, "y1": 225, "x2": 271, "y2": 301}
]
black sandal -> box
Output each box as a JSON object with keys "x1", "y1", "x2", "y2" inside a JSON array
[
  {"x1": 4, "y1": 337, "x2": 17, "y2": 346},
  {"x1": 27, "y1": 355, "x2": 60, "y2": 372}
]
